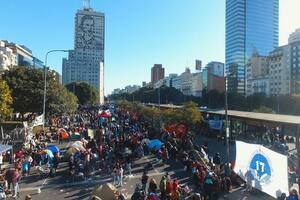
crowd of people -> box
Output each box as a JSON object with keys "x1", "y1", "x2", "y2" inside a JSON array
[{"x1": 0, "y1": 103, "x2": 299, "y2": 200}]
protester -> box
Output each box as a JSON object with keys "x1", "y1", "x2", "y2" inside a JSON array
[
  {"x1": 286, "y1": 189, "x2": 299, "y2": 200},
  {"x1": 141, "y1": 171, "x2": 149, "y2": 192}
]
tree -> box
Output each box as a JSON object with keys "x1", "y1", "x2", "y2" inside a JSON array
[
  {"x1": 179, "y1": 101, "x2": 203, "y2": 131},
  {"x1": 161, "y1": 108, "x2": 181, "y2": 126},
  {"x1": 3, "y1": 66, "x2": 78, "y2": 118},
  {"x1": 253, "y1": 106, "x2": 275, "y2": 114},
  {"x1": 66, "y1": 81, "x2": 99, "y2": 105},
  {"x1": 0, "y1": 78, "x2": 13, "y2": 121},
  {"x1": 47, "y1": 84, "x2": 78, "y2": 116}
]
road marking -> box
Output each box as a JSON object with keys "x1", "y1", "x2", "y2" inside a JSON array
[
  {"x1": 20, "y1": 187, "x2": 40, "y2": 192},
  {"x1": 20, "y1": 168, "x2": 186, "y2": 192}
]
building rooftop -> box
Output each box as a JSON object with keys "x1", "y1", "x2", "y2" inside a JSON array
[
  {"x1": 203, "y1": 109, "x2": 300, "y2": 125},
  {"x1": 145, "y1": 103, "x2": 300, "y2": 125}
]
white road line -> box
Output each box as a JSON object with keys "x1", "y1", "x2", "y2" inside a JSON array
[{"x1": 20, "y1": 168, "x2": 186, "y2": 192}]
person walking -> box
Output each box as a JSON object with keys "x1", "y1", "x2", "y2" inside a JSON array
[
  {"x1": 0, "y1": 153, "x2": 3, "y2": 170},
  {"x1": 141, "y1": 171, "x2": 149, "y2": 192},
  {"x1": 213, "y1": 153, "x2": 221, "y2": 175},
  {"x1": 126, "y1": 156, "x2": 133, "y2": 177},
  {"x1": 159, "y1": 176, "x2": 167, "y2": 200},
  {"x1": 244, "y1": 169, "x2": 254, "y2": 193},
  {"x1": 112, "y1": 167, "x2": 118, "y2": 185},
  {"x1": 12, "y1": 169, "x2": 21, "y2": 198},
  {"x1": 118, "y1": 166, "x2": 124, "y2": 187}
]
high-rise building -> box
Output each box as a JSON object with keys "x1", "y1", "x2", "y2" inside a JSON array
[
  {"x1": 225, "y1": 0, "x2": 279, "y2": 94},
  {"x1": 151, "y1": 64, "x2": 165, "y2": 84},
  {"x1": 289, "y1": 29, "x2": 300, "y2": 93},
  {"x1": 62, "y1": 0, "x2": 105, "y2": 104}
]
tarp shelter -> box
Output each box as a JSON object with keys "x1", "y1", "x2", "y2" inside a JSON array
[
  {"x1": 70, "y1": 132, "x2": 81, "y2": 140},
  {"x1": 91, "y1": 183, "x2": 117, "y2": 200},
  {"x1": 147, "y1": 139, "x2": 163, "y2": 151},
  {"x1": 46, "y1": 145, "x2": 60, "y2": 154},
  {"x1": 0, "y1": 144, "x2": 12, "y2": 153},
  {"x1": 98, "y1": 111, "x2": 111, "y2": 118}
]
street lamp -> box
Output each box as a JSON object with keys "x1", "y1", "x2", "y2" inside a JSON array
[
  {"x1": 43, "y1": 50, "x2": 69, "y2": 126},
  {"x1": 224, "y1": 72, "x2": 234, "y2": 175}
]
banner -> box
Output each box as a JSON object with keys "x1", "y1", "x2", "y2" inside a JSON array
[
  {"x1": 234, "y1": 141, "x2": 289, "y2": 198},
  {"x1": 32, "y1": 114, "x2": 44, "y2": 127},
  {"x1": 208, "y1": 120, "x2": 223, "y2": 130}
]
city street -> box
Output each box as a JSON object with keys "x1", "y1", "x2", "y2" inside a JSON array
[{"x1": 18, "y1": 140, "x2": 274, "y2": 200}]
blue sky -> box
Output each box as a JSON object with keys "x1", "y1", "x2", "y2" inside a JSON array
[{"x1": 1, "y1": 0, "x2": 300, "y2": 94}]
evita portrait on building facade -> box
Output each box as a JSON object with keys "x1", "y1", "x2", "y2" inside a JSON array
[{"x1": 78, "y1": 15, "x2": 103, "y2": 50}]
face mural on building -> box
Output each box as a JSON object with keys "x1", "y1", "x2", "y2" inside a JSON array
[{"x1": 79, "y1": 15, "x2": 95, "y2": 49}]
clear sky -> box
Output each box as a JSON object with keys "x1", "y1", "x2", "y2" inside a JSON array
[{"x1": 0, "y1": 0, "x2": 300, "y2": 94}]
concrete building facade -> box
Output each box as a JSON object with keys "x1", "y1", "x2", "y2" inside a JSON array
[
  {"x1": 62, "y1": 3, "x2": 105, "y2": 103},
  {"x1": 289, "y1": 29, "x2": 300, "y2": 94},
  {"x1": 268, "y1": 45, "x2": 291, "y2": 96},
  {"x1": 246, "y1": 51, "x2": 269, "y2": 96},
  {"x1": 5, "y1": 42, "x2": 33, "y2": 66}
]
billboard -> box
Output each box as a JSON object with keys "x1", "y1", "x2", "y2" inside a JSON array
[
  {"x1": 195, "y1": 60, "x2": 202, "y2": 71},
  {"x1": 234, "y1": 141, "x2": 289, "y2": 198}
]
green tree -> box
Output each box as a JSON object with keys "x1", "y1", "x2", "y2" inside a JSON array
[
  {"x1": 179, "y1": 101, "x2": 203, "y2": 131},
  {"x1": 3, "y1": 67, "x2": 44, "y2": 115},
  {"x1": 3, "y1": 66, "x2": 78, "y2": 118},
  {"x1": 0, "y1": 78, "x2": 13, "y2": 121},
  {"x1": 253, "y1": 106, "x2": 275, "y2": 114},
  {"x1": 47, "y1": 84, "x2": 78, "y2": 116},
  {"x1": 161, "y1": 108, "x2": 181, "y2": 126},
  {"x1": 66, "y1": 81, "x2": 99, "y2": 105}
]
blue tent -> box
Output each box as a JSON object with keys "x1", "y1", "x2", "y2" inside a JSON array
[
  {"x1": 46, "y1": 145, "x2": 60, "y2": 154},
  {"x1": 147, "y1": 139, "x2": 163, "y2": 151}
]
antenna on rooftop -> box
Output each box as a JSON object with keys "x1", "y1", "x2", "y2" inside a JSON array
[{"x1": 83, "y1": 0, "x2": 91, "y2": 9}]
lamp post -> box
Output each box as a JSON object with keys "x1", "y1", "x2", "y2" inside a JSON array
[
  {"x1": 43, "y1": 50, "x2": 69, "y2": 126},
  {"x1": 224, "y1": 73, "x2": 233, "y2": 176}
]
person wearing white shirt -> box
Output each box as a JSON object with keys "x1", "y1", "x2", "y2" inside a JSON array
[{"x1": 0, "y1": 153, "x2": 3, "y2": 170}]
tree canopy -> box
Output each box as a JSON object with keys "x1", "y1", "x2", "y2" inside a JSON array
[
  {"x1": 3, "y1": 66, "x2": 78, "y2": 118},
  {"x1": 66, "y1": 81, "x2": 99, "y2": 105},
  {"x1": 0, "y1": 78, "x2": 13, "y2": 121},
  {"x1": 118, "y1": 100, "x2": 203, "y2": 133}
]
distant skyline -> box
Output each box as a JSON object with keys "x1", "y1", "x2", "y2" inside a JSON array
[{"x1": 0, "y1": 0, "x2": 299, "y2": 94}]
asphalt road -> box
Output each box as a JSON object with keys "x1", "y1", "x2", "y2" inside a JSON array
[{"x1": 18, "y1": 138, "x2": 276, "y2": 200}]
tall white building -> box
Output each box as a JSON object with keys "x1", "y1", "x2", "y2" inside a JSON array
[{"x1": 63, "y1": 0, "x2": 105, "y2": 104}]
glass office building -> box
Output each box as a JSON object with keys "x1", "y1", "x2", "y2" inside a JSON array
[{"x1": 225, "y1": 0, "x2": 278, "y2": 94}]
